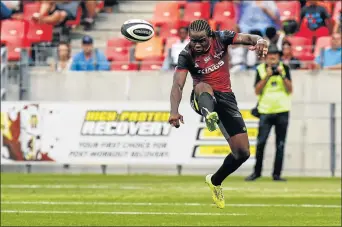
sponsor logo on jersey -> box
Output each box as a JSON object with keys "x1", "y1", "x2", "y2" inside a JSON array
[
  {"x1": 213, "y1": 51, "x2": 224, "y2": 59},
  {"x1": 204, "y1": 55, "x2": 211, "y2": 63},
  {"x1": 81, "y1": 111, "x2": 171, "y2": 136},
  {"x1": 197, "y1": 60, "x2": 224, "y2": 75}
]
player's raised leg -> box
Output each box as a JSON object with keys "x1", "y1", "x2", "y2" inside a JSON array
[{"x1": 194, "y1": 82, "x2": 219, "y2": 131}]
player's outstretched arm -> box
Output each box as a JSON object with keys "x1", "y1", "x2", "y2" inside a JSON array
[
  {"x1": 233, "y1": 33, "x2": 269, "y2": 58},
  {"x1": 169, "y1": 70, "x2": 187, "y2": 128}
]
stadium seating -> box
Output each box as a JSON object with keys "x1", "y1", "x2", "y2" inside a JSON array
[
  {"x1": 106, "y1": 38, "x2": 133, "y2": 61},
  {"x1": 314, "y1": 36, "x2": 331, "y2": 57},
  {"x1": 96, "y1": 1, "x2": 105, "y2": 11},
  {"x1": 155, "y1": 21, "x2": 182, "y2": 39},
  {"x1": 182, "y1": 2, "x2": 211, "y2": 24},
  {"x1": 140, "y1": 62, "x2": 163, "y2": 70},
  {"x1": 152, "y1": 2, "x2": 180, "y2": 25},
  {"x1": 134, "y1": 37, "x2": 164, "y2": 61},
  {"x1": 1, "y1": 20, "x2": 31, "y2": 61},
  {"x1": 212, "y1": 1, "x2": 237, "y2": 24},
  {"x1": 276, "y1": 1, "x2": 301, "y2": 22},
  {"x1": 111, "y1": 62, "x2": 139, "y2": 71},
  {"x1": 286, "y1": 36, "x2": 314, "y2": 61},
  {"x1": 23, "y1": 2, "x2": 41, "y2": 20},
  {"x1": 66, "y1": 6, "x2": 82, "y2": 28},
  {"x1": 27, "y1": 22, "x2": 53, "y2": 44},
  {"x1": 296, "y1": 18, "x2": 330, "y2": 44}
]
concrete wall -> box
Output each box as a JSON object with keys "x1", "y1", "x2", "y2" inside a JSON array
[{"x1": 1, "y1": 69, "x2": 341, "y2": 176}]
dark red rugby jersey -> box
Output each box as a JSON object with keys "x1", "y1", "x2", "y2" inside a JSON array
[{"x1": 175, "y1": 30, "x2": 237, "y2": 92}]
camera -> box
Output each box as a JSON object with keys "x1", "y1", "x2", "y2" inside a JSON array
[{"x1": 271, "y1": 65, "x2": 279, "y2": 75}]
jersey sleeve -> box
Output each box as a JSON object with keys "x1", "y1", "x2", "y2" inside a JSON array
[
  {"x1": 218, "y1": 30, "x2": 237, "y2": 47},
  {"x1": 175, "y1": 49, "x2": 190, "y2": 72}
]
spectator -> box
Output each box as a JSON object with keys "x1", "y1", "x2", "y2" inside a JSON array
[
  {"x1": 32, "y1": 1, "x2": 80, "y2": 26},
  {"x1": 299, "y1": 1, "x2": 331, "y2": 34},
  {"x1": 81, "y1": 0, "x2": 96, "y2": 31},
  {"x1": 315, "y1": 33, "x2": 342, "y2": 70},
  {"x1": 265, "y1": 26, "x2": 285, "y2": 51},
  {"x1": 104, "y1": 0, "x2": 118, "y2": 13},
  {"x1": 281, "y1": 41, "x2": 301, "y2": 69},
  {"x1": 71, "y1": 35, "x2": 110, "y2": 71},
  {"x1": 0, "y1": 1, "x2": 23, "y2": 20},
  {"x1": 238, "y1": 1, "x2": 280, "y2": 36},
  {"x1": 47, "y1": 41, "x2": 73, "y2": 72},
  {"x1": 162, "y1": 27, "x2": 190, "y2": 71}
]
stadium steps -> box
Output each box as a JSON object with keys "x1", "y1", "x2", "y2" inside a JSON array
[
  {"x1": 67, "y1": 1, "x2": 156, "y2": 55},
  {"x1": 117, "y1": 1, "x2": 158, "y2": 13}
]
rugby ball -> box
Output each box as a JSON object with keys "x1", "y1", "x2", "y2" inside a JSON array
[{"x1": 121, "y1": 19, "x2": 154, "y2": 43}]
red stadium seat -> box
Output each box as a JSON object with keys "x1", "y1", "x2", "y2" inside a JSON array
[
  {"x1": 140, "y1": 62, "x2": 163, "y2": 71},
  {"x1": 1, "y1": 20, "x2": 31, "y2": 61},
  {"x1": 286, "y1": 36, "x2": 314, "y2": 61},
  {"x1": 23, "y1": 2, "x2": 41, "y2": 20},
  {"x1": 182, "y1": 2, "x2": 210, "y2": 24},
  {"x1": 296, "y1": 18, "x2": 329, "y2": 43},
  {"x1": 106, "y1": 50, "x2": 130, "y2": 62},
  {"x1": 66, "y1": 6, "x2": 82, "y2": 27},
  {"x1": 107, "y1": 37, "x2": 133, "y2": 49},
  {"x1": 152, "y1": 2, "x2": 180, "y2": 25},
  {"x1": 140, "y1": 54, "x2": 165, "y2": 71},
  {"x1": 212, "y1": 1, "x2": 237, "y2": 23},
  {"x1": 134, "y1": 36, "x2": 164, "y2": 61},
  {"x1": 141, "y1": 55, "x2": 165, "y2": 62},
  {"x1": 27, "y1": 21, "x2": 53, "y2": 43},
  {"x1": 106, "y1": 38, "x2": 132, "y2": 61},
  {"x1": 156, "y1": 21, "x2": 182, "y2": 39},
  {"x1": 111, "y1": 62, "x2": 139, "y2": 71},
  {"x1": 276, "y1": 1, "x2": 301, "y2": 22},
  {"x1": 96, "y1": 1, "x2": 105, "y2": 11},
  {"x1": 314, "y1": 36, "x2": 331, "y2": 57}
]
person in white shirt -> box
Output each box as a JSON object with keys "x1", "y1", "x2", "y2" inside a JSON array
[
  {"x1": 162, "y1": 27, "x2": 190, "y2": 71},
  {"x1": 47, "y1": 41, "x2": 73, "y2": 72}
]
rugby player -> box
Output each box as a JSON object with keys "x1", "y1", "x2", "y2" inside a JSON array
[{"x1": 168, "y1": 20, "x2": 268, "y2": 209}]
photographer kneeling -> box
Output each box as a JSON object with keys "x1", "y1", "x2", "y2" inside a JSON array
[{"x1": 246, "y1": 45, "x2": 293, "y2": 182}]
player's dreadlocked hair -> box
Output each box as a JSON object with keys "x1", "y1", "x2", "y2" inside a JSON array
[{"x1": 189, "y1": 19, "x2": 213, "y2": 37}]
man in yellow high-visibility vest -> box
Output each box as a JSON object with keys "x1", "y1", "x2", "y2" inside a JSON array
[{"x1": 246, "y1": 44, "x2": 293, "y2": 181}]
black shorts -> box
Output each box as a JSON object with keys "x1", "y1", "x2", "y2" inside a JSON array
[{"x1": 190, "y1": 90, "x2": 247, "y2": 137}]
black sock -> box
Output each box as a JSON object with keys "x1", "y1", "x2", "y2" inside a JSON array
[
  {"x1": 198, "y1": 92, "x2": 215, "y2": 116},
  {"x1": 211, "y1": 153, "x2": 249, "y2": 186}
]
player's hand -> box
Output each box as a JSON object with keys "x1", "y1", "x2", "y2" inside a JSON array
[
  {"x1": 266, "y1": 66, "x2": 273, "y2": 77},
  {"x1": 277, "y1": 65, "x2": 286, "y2": 78},
  {"x1": 168, "y1": 113, "x2": 184, "y2": 128},
  {"x1": 249, "y1": 39, "x2": 268, "y2": 58}
]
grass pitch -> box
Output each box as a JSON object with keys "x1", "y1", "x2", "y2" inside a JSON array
[{"x1": 1, "y1": 174, "x2": 341, "y2": 226}]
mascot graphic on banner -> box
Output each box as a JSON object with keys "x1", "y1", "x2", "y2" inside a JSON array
[{"x1": 1, "y1": 104, "x2": 54, "y2": 161}]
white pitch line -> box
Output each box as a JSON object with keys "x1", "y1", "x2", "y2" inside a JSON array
[
  {"x1": 1, "y1": 184, "x2": 340, "y2": 193},
  {"x1": 1, "y1": 201, "x2": 341, "y2": 208},
  {"x1": 0, "y1": 210, "x2": 245, "y2": 216}
]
